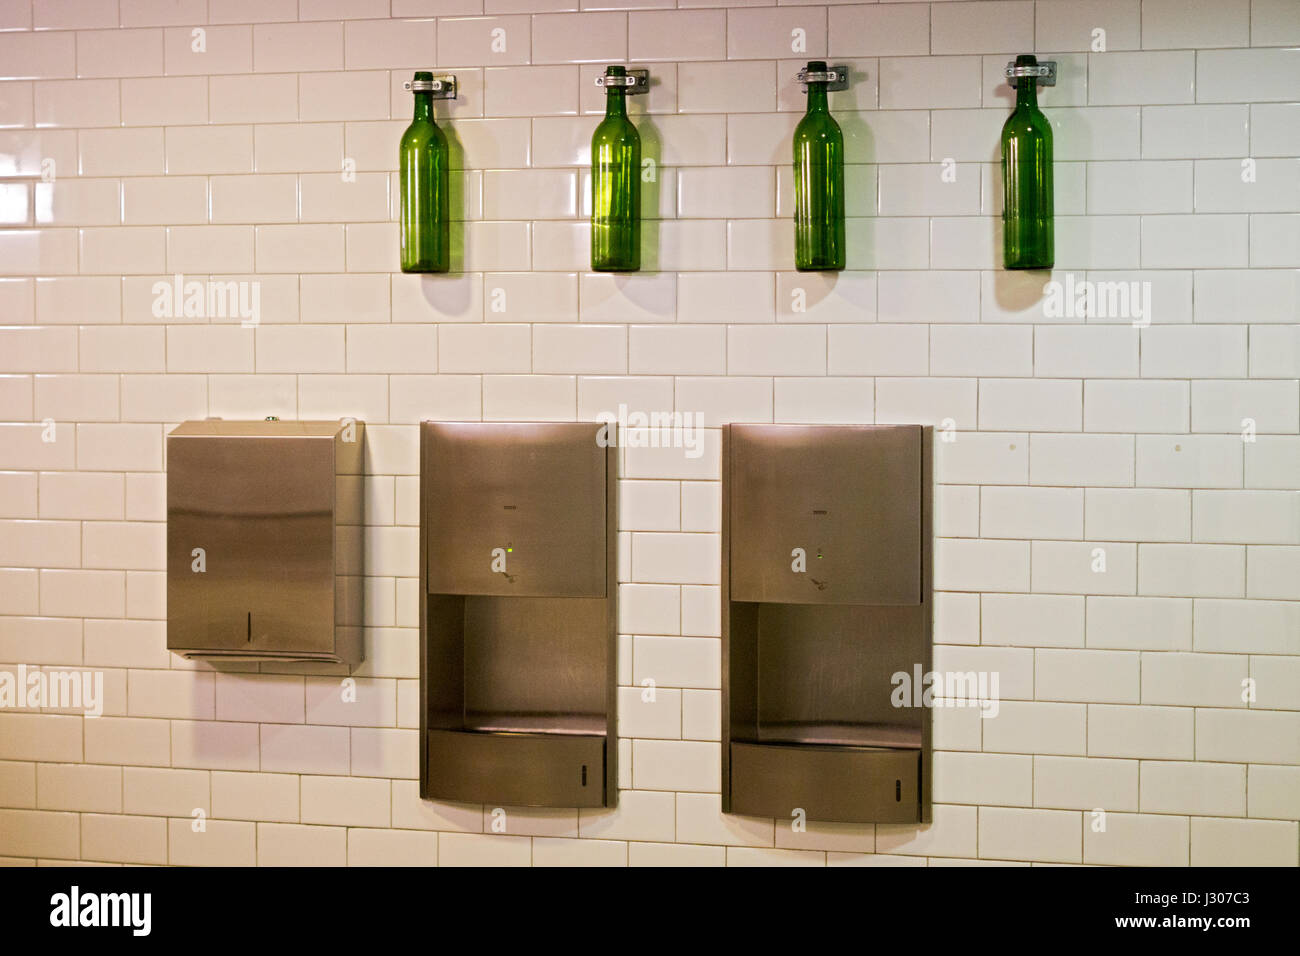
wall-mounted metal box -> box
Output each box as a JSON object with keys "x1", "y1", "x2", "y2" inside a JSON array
[
  {"x1": 166, "y1": 420, "x2": 364, "y2": 666},
  {"x1": 722, "y1": 424, "x2": 932, "y2": 824},
  {"x1": 420, "y1": 422, "x2": 617, "y2": 808}
]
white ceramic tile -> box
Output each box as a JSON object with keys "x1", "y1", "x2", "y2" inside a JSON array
[
  {"x1": 879, "y1": 56, "x2": 981, "y2": 110},
  {"x1": 1142, "y1": 0, "x2": 1250, "y2": 49},
  {"x1": 932, "y1": 1, "x2": 1034, "y2": 56},
  {"x1": 75, "y1": 28, "x2": 162, "y2": 79},
  {"x1": 254, "y1": 123, "x2": 343, "y2": 173},
  {"x1": 1035, "y1": 0, "x2": 1141, "y2": 52},
  {"x1": 345, "y1": 17, "x2": 439, "y2": 70},
  {"x1": 1197, "y1": 47, "x2": 1300, "y2": 103},
  {"x1": 162, "y1": 23, "x2": 253, "y2": 75},
  {"x1": 677, "y1": 61, "x2": 774, "y2": 114},
  {"x1": 1251, "y1": 103, "x2": 1300, "y2": 157},
  {"x1": 827, "y1": 4, "x2": 927, "y2": 58},
  {"x1": 1089, "y1": 51, "x2": 1194, "y2": 105},
  {"x1": 210, "y1": 74, "x2": 298, "y2": 125},
  {"x1": 730, "y1": 7, "x2": 827, "y2": 60}
]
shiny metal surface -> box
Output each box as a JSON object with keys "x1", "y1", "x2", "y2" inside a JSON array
[
  {"x1": 722, "y1": 423, "x2": 932, "y2": 824},
  {"x1": 426, "y1": 729, "x2": 605, "y2": 807},
  {"x1": 403, "y1": 74, "x2": 457, "y2": 98},
  {"x1": 424, "y1": 422, "x2": 606, "y2": 598},
  {"x1": 795, "y1": 64, "x2": 850, "y2": 91},
  {"x1": 594, "y1": 68, "x2": 649, "y2": 92},
  {"x1": 729, "y1": 423, "x2": 921, "y2": 605},
  {"x1": 730, "y1": 742, "x2": 919, "y2": 823},
  {"x1": 1005, "y1": 59, "x2": 1057, "y2": 86},
  {"x1": 420, "y1": 422, "x2": 617, "y2": 808},
  {"x1": 166, "y1": 420, "x2": 363, "y2": 665}
]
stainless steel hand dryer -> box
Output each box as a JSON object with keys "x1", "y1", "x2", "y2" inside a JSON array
[
  {"x1": 420, "y1": 422, "x2": 618, "y2": 808},
  {"x1": 722, "y1": 423, "x2": 932, "y2": 824}
]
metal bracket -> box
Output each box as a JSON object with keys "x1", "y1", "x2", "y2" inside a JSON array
[
  {"x1": 797, "y1": 64, "x2": 850, "y2": 92},
  {"x1": 403, "y1": 74, "x2": 458, "y2": 99},
  {"x1": 1005, "y1": 60, "x2": 1056, "y2": 88},
  {"x1": 595, "y1": 68, "x2": 649, "y2": 94}
]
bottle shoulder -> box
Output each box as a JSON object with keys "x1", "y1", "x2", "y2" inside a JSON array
[
  {"x1": 400, "y1": 119, "x2": 446, "y2": 147},
  {"x1": 793, "y1": 111, "x2": 843, "y2": 142},
  {"x1": 1001, "y1": 108, "x2": 1053, "y2": 141},
  {"x1": 592, "y1": 115, "x2": 640, "y2": 143}
]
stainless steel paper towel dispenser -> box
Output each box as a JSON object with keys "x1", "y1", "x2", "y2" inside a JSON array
[
  {"x1": 166, "y1": 419, "x2": 364, "y2": 666},
  {"x1": 420, "y1": 422, "x2": 617, "y2": 808},
  {"x1": 722, "y1": 423, "x2": 932, "y2": 824}
]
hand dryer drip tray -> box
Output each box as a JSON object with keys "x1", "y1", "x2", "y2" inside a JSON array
[
  {"x1": 464, "y1": 714, "x2": 608, "y2": 735},
  {"x1": 753, "y1": 722, "x2": 922, "y2": 749},
  {"x1": 171, "y1": 648, "x2": 353, "y2": 664},
  {"x1": 426, "y1": 728, "x2": 606, "y2": 808},
  {"x1": 729, "y1": 741, "x2": 921, "y2": 824}
]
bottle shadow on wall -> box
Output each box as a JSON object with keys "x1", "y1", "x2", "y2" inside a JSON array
[
  {"x1": 443, "y1": 122, "x2": 468, "y2": 276},
  {"x1": 836, "y1": 106, "x2": 871, "y2": 277},
  {"x1": 636, "y1": 115, "x2": 662, "y2": 274}
]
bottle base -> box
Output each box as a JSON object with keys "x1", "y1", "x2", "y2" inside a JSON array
[
  {"x1": 1003, "y1": 261, "x2": 1054, "y2": 271},
  {"x1": 400, "y1": 263, "x2": 450, "y2": 274}
]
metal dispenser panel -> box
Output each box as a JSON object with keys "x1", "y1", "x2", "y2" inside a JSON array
[
  {"x1": 729, "y1": 425, "x2": 921, "y2": 605},
  {"x1": 166, "y1": 420, "x2": 364, "y2": 665},
  {"x1": 424, "y1": 423, "x2": 606, "y2": 598},
  {"x1": 723, "y1": 423, "x2": 932, "y2": 824},
  {"x1": 421, "y1": 422, "x2": 617, "y2": 808}
]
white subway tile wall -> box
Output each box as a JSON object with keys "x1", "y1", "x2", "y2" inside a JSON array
[{"x1": 0, "y1": 0, "x2": 1296, "y2": 868}]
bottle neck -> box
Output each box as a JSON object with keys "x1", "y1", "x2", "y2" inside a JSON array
[
  {"x1": 805, "y1": 83, "x2": 828, "y2": 113},
  {"x1": 1015, "y1": 78, "x2": 1038, "y2": 110},
  {"x1": 412, "y1": 92, "x2": 433, "y2": 122},
  {"x1": 604, "y1": 88, "x2": 627, "y2": 118}
]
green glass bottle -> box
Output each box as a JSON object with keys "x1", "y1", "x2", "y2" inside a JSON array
[
  {"x1": 793, "y1": 60, "x2": 845, "y2": 272},
  {"x1": 591, "y1": 65, "x2": 641, "y2": 272},
  {"x1": 1001, "y1": 55, "x2": 1054, "y2": 270},
  {"x1": 399, "y1": 71, "x2": 449, "y2": 273}
]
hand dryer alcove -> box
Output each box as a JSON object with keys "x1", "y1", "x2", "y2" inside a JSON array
[
  {"x1": 420, "y1": 422, "x2": 617, "y2": 808},
  {"x1": 722, "y1": 424, "x2": 932, "y2": 824},
  {"x1": 166, "y1": 419, "x2": 365, "y2": 666}
]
